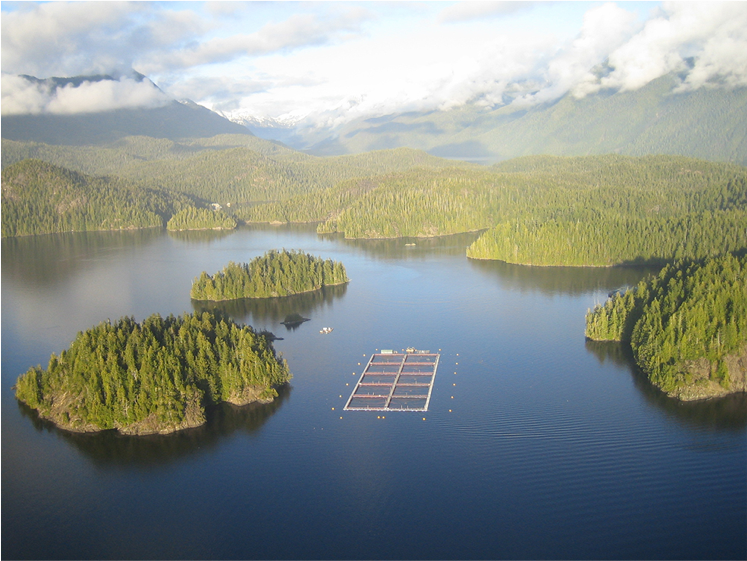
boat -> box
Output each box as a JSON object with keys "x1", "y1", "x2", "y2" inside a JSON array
[{"x1": 320, "y1": 327, "x2": 333, "y2": 334}]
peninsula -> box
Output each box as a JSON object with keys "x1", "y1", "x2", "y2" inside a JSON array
[{"x1": 585, "y1": 253, "x2": 747, "y2": 400}]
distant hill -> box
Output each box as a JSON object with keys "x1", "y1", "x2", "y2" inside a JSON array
[
  {"x1": 2, "y1": 135, "x2": 469, "y2": 206},
  {"x1": 286, "y1": 73, "x2": 747, "y2": 165},
  {"x1": 1, "y1": 74, "x2": 252, "y2": 145},
  {"x1": 1, "y1": 159, "x2": 193, "y2": 237}
]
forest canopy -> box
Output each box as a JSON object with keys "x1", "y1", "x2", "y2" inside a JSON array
[
  {"x1": 191, "y1": 249, "x2": 349, "y2": 301},
  {"x1": 14, "y1": 311, "x2": 291, "y2": 435},
  {"x1": 1, "y1": 159, "x2": 193, "y2": 238},
  {"x1": 241, "y1": 154, "x2": 747, "y2": 267}
]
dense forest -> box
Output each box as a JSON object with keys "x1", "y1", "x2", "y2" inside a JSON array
[
  {"x1": 8, "y1": 138, "x2": 745, "y2": 270},
  {"x1": 14, "y1": 311, "x2": 291, "y2": 434},
  {"x1": 191, "y1": 249, "x2": 349, "y2": 301},
  {"x1": 585, "y1": 253, "x2": 747, "y2": 400},
  {"x1": 1, "y1": 159, "x2": 193, "y2": 238},
  {"x1": 2, "y1": 136, "x2": 464, "y2": 206},
  {"x1": 240, "y1": 154, "x2": 747, "y2": 267},
  {"x1": 466, "y1": 210, "x2": 747, "y2": 266},
  {"x1": 166, "y1": 207, "x2": 237, "y2": 231}
]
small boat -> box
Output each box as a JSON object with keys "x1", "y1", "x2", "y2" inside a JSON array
[{"x1": 320, "y1": 327, "x2": 334, "y2": 334}]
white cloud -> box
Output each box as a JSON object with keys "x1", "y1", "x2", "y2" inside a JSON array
[
  {"x1": 535, "y1": 2, "x2": 641, "y2": 101},
  {"x1": 136, "y1": 7, "x2": 374, "y2": 74},
  {"x1": 1, "y1": 2, "x2": 146, "y2": 76},
  {"x1": 1, "y1": 74, "x2": 171, "y2": 116},
  {"x1": 578, "y1": 2, "x2": 747, "y2": 96},
  {"x1": 2, "y1": 1, "x2": 745, "y2": 126},
  {"x1": 437, "y1": 1, "x2": 537, "y2": 24}
]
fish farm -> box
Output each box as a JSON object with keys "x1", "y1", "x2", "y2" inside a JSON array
[{"x1": 343, "y1": 350, "x2": 440, "y2": 412}]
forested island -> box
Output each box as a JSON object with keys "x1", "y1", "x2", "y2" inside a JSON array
[
  {"x1": 191, "y1": 249, "x2": 349, "y2": 301},
  {"x1": 586, "y1": 253, "x2": 747, "y2": 400},
  {"x1": 166, "y1": 207, "x2": 237, "y2": 231},
  {"x1": 13, "y1": 311, "x2": 291, "y2": 435}
]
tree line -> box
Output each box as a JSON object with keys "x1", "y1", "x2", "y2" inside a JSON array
[{"x1": 167, "y1": 207, "x2": 237, "y2": 231}]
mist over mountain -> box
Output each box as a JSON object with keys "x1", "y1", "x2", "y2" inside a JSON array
[
  {"x1": 3, "y1": 67, "x2": 746, "y2": 167},
  {"x1": 1, "y1": 73, "x2": 252, "y2": 145},
  {"x1": 237, "y1": 72, "x2": 747, "y2": 165}
]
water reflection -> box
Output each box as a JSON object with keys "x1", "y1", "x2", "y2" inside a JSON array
[
  {"x1": 586, "y1": 340, "x2": 747, "y2": 430},
  {"x1": 1, "y1": 229, "x2": 162, "y2": 287},
  {"x1": 332, "y1": 231, "x2": 482, "y2": 260},
  {"x1": 192, "y1": 283, "x2": 348, "y2": 328},
  {"x1": 16, "y1": 385, "x2": 291, "y2": 468},
  {"x1": 167, "y1": 229, "x2": 235, "y2": 244},
  {"x1": 468, "y1": 258, "x2": 660, "y2": 295}
]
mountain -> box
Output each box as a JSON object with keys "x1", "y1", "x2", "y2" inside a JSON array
[
  {"x1": 1, "y1": 74, "x2": 252, "y2": 145},
  {"x1": 249, "y1": 73, "x2": 747, "y2": 165}
]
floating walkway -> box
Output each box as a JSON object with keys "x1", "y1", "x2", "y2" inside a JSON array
[{"x1": 343, "y1": 351, "x2": 440, "y2": 412}]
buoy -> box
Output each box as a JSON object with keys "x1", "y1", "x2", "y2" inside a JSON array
[
  {"x1": 332, "y1": 407, "x2": 335, "y2": 410},
  {"x1": 422, "y1": 417, "x2": 426, "y2": 421},
  {"x1": 451, "y1": 396, "x2": 454, "y2": 399},
  {"x1": 449, "y1": 409, "x2": 452, "y2": 412}
]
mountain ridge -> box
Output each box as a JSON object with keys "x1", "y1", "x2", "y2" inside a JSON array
[{"x1": 234, "y1": 73, "x2": 747, "y2": 165}]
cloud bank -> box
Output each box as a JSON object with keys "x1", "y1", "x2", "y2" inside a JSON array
[
  {"x1": 574, "y1": 2, "x2": 747, "y2": 97},
  {"x1": 1, "y1": 2, "x2": 745, "y2": 124},
  {"x1": 1, "y1": 74, "x2": 171, "y2": 116}
]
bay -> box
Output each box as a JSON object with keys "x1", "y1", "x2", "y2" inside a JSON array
[{"x1": 2, "y1": 225, "x2": 745, "y2": 560}]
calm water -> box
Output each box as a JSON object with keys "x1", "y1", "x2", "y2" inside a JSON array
[{"x1": 2, "y1": 226, "x2": 746, "y2": 560}]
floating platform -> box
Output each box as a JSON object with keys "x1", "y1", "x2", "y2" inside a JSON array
[{"x1": 343, "y1": 351, "x2": 440, "y2": 412}]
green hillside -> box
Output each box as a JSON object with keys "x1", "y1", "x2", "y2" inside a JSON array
[
  {"x1": 2, "y1": 136, "x2": 471, "y2": 206},
  {"x1": 1, "y1": 159, "x2": 193, "y2": 237}
]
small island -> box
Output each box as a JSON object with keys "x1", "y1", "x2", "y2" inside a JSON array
[
  {"x1": 191, "y1": 249, "x2": 349, "y2": 301},
  {"x1": 281, "y1": 313, "x2": 310, "y2": 327},
  {"x1": 166, "y1": 206, "x2": 238, "y2": 231},
  {"x1": 585, "y1": 253, "x2": 747, "y2": 400},
  {"x1": 14, "y1": 311, "x2": 291, "y2": 435}
]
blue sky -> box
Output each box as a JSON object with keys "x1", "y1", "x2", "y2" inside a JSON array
[{"x1": 2, "y1": 2, "x2": 746, "y2": 126}]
